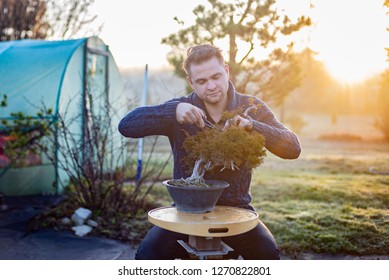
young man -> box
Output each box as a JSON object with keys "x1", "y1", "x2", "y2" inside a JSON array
[{"x1": 118, "y1": 44, "x2": 301, "y2": 259}]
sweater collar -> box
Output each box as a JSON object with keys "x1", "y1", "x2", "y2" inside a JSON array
[{"x1": 192, "y1": 80, "x2": 238, "y2": 114}]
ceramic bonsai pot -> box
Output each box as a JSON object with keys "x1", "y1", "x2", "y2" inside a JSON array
[{"x1": 163, "y1": 179, "x2": 229, "y2": 213}]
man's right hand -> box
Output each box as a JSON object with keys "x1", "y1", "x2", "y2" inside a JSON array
[{"x1": 176, "y1": 103, "x2": 206, "y2": 128}]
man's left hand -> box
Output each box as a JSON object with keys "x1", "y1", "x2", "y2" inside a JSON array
[{"x1": 223, "y1": 115, "x2": 254, "y2": 131}]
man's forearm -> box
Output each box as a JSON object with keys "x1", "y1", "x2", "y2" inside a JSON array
[
  {"x1": 118, "y1": 101, "x2": 180, "y2": 138},
  {"x1": 253, "y1": 120, "x2": 301, "y2": 159}
]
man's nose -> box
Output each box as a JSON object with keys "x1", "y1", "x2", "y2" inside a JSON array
[{"x1": 206, "y1": 80, "x2": 216, "y2": 90}]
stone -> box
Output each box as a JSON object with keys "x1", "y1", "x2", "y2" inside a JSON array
[
  {"x1": 87, "y1": 219, "x2": 98, "y2": 227},
  {"x1": 61, "y1": 217, "x2": 72, "y2": 225},
  {"x1": 0, "y1": 193, "x2": 8, "y2": 211},
  {"x1": 72, "y1": 225, "x2": 93, "y2": 237},
  {"x1": 71, "y1": 207, "x2": 92, "y2": 225}
]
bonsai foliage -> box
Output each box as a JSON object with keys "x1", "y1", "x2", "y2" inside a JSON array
[{"x1": 180, "y1": 105, "x2": 266, "y2": 186}]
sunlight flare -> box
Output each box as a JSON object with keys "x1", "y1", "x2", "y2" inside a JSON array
[{"x1": 308, "y1": 0, "x2": 389, "y2": 84}]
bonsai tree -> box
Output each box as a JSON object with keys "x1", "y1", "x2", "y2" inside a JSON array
[{"x1": 173, "y1": 105, "x2": 266, "y2": 187}]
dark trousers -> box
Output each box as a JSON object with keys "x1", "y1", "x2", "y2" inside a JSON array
[{"x1": 135, "y1": 219, "x2": 280, "y2": 260}]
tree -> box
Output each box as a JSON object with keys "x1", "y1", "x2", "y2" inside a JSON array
[
  {"x1": 0, "y1": 0, "x2": 49, "y2": 40},
  {"x1": 45, "y1": 0, "x2": 98, "y2": 39},
  {"x1": 162, "y1": 0, "x2": 311, "y2": 106},
  {"x1": 284, "y1": 48, "x2": 341, "y2": 113},
  {"x1": 172, "y1": 105, "x2": 266, "y2": 187},
  {"x1": 0, "y1": 0, "x2": 97, "y2": 41},
  {"x1": 377, "y1": 70, "x2": 389, "y2": 140},
  {"x1": 379, "y1": 0, "x2": 389, "y2": 140}
]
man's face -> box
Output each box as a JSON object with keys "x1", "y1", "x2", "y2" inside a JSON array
[{"x1": 187, "y1": 57, "x2": 230, "y2": 105}]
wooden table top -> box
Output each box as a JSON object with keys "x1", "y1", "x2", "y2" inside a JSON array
[{"x1": 148, "y1": 206, "x2": 259, "y2": 237}]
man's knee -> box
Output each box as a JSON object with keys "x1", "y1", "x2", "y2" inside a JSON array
[
  {"x1": 135, "y1": 246, "x2": 157, "y2": 260},
  {"x1": 224, "y1": 222, "x2": 280, "y2": 260},
  {"x1": 135, "y1": 226, "x2": 188, "y2": 260},
  {"x1": 241, "y1": 240, "x2": 280, "y2": 260},
  {"x1": 261, "y1": 245, "x2": 280, "y2": 260}
]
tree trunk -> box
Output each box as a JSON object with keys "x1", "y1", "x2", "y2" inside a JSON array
[
  {"x1": 228, "y1": 16, "x2": 237, "y2": 85},
  {"x1": 188, "y1": 157, "x2": 206, "y2": 180}
]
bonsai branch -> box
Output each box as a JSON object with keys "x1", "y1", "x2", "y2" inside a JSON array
[{"x1": 177, "y1": 108, "x2": 266, "y2": 186}]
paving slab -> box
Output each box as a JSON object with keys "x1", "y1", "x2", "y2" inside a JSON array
[{"x1": 0, "y1": 195, "x2": 136, "y2": 260}]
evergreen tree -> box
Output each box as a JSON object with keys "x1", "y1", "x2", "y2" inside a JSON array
[
  {"x1": 379, "y1": 0, "x2": 389, "y2": 140},
  {"x1": 162, "y1": 0, "x2": 311, "y2": 105}
]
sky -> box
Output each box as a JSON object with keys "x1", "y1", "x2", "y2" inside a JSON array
[{"x1": 91, "y1": 0, "x2": 389, "y2": 84}]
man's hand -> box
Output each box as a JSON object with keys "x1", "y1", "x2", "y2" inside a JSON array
[
  {"x1": 176, "y1": 103, "x2": 206, "y2": 128},
  {"x1": 223, "y1": 115, "x2": 254, "y2": 131}
]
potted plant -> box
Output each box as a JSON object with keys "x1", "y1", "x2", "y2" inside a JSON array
[{"x1": 165, "y1": 105, "x2": 266, "y2": 213}]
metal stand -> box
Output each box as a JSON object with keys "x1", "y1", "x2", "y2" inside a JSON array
[{"x1": 178, "y1": 237, "x2": 233, "y2": 260}]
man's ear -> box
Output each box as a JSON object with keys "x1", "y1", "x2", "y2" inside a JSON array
[
  {"x1": 186, "y1": 76, "x2": 194, "y2": 89},
  {"x1": 225, "y1": 64, "x2": 230, "y2": 77}
]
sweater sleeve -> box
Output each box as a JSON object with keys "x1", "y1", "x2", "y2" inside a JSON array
[
  {"x1": 252, "y1": 101, "x2": 301, "y2": 159},
  {"x1": 118, "y1": 99, "x2": 181, "y2": 138}
]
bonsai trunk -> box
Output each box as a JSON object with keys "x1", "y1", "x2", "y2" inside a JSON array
[{"x1": 188, "y1": 156, "x2": 211, "y2": 181}]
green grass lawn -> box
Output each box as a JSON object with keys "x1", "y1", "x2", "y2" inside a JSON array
[
  {"x1": 144, "y1": 138, "x2": 389, "y2": 257},
  {"x1": 250, "y1": 138, "x2": 389, "y2": 256}
]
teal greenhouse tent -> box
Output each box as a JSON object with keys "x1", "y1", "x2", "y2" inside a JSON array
[{"x1": 0, "y1": 37, "x2": 125, "y2": 195}]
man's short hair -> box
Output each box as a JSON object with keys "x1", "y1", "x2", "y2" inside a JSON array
[{"x1": 183, "y1": 44, "x2": 225, "y2": 76}]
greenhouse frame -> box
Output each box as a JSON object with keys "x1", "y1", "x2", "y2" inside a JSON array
[{"x1": 0, "y1": 37, "x2": 125, "y2": 195}]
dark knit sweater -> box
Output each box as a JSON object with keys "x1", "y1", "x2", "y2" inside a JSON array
[{"x1": 118, "y1": 81, "x2": 301, "y2": 210}]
